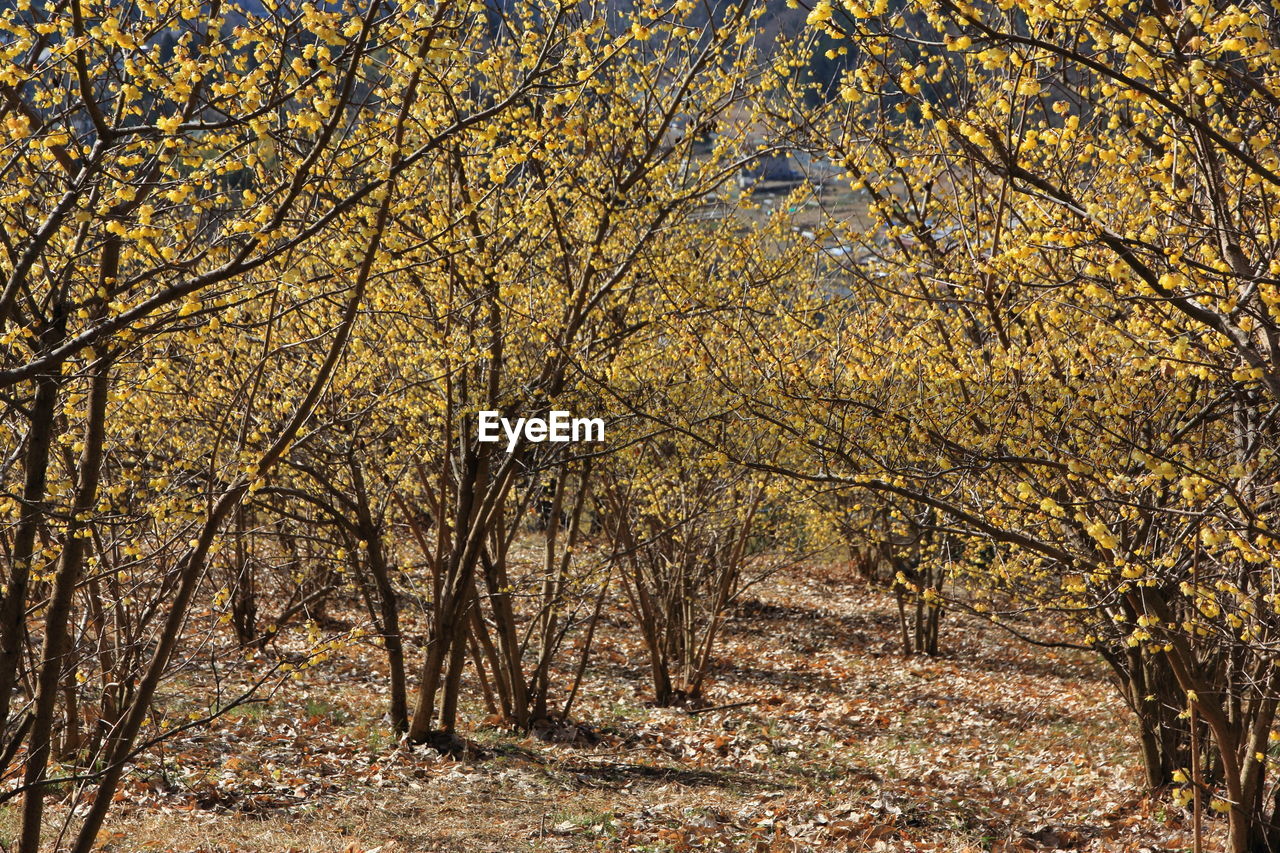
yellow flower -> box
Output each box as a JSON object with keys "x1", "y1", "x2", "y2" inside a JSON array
[{"x1": 155, "y1": 114, "x2": 183, "y2": 135}]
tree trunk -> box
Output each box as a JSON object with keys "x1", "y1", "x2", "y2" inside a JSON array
[
  {"x1": 20, "y1": 356, "x2": 110, "y2": 853},
  {"x1": 0, "y1": 308, "x2": 65, "y2": 735},
  {"x1": 351, "y1": 459, "x2": 407, "y2": 732}
]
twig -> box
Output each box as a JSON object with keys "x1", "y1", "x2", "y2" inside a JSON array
[{"x1": 685, "y1": 699, "x2": 758, "y2": 715}]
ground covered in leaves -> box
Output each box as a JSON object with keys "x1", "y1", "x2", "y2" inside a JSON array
[{"x1": 58, "y1": 566, "x2": 1215, "y2": 852}]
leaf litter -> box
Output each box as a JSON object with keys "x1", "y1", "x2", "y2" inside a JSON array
[{"x1": 82, "y1": 564, "x2": 1214, "y2": 852}]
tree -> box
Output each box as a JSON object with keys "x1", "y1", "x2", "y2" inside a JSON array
[
  {"x1": 596, "y1": 433, "x2": 795, "y2": 706},
  {"x1": 367, "y1": 0, "x2": 782, "y2": 745},
  {"x1": 0, "y1": 0, "x2": 555, "y2": 847},
  {"x1": 707, "y1": 0, "x2": 1280, "y2": 848}
]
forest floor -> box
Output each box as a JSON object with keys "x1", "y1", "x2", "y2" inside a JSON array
[{"x1": 55, "y1": 564, "x2": 1212, "y2": 852}]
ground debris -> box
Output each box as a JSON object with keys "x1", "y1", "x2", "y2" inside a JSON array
[{"x1": 82, "y1": 566, "x2": 1209, "y2": 852}]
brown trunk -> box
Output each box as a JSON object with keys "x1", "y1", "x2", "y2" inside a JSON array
[
  {"x1": 19, "y1": 356, "x2": 110, "y2": 853},
  {"x1": 478, "y1": 546, "x2": 529, "y2": 726},
  {"x1": 351, "y1": 459, "x2": 407, "y2": 732},
  {"x1": 0, "y1": 309, "x2": 65, "y2": 735},
  {"x1": 230, "y1": 504, "x2": 258, "y2": 645}
]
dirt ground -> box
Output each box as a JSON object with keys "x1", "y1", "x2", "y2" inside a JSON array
[{"x1": 54, "y1": 564, "x2": 1213, "y2": 852}]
